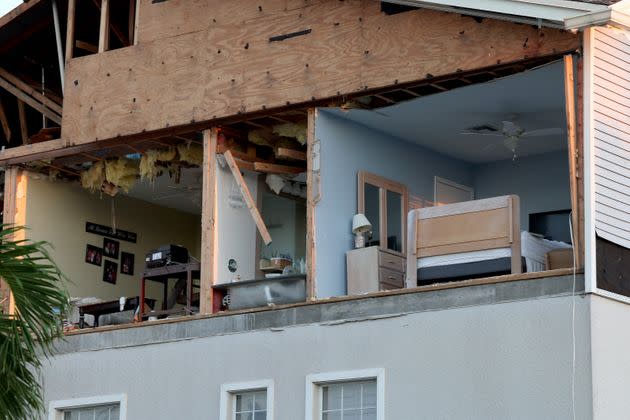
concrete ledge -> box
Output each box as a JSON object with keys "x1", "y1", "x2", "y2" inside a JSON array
[{"x1": 55, "y1": 273, "x2": 584, "y2": 354}]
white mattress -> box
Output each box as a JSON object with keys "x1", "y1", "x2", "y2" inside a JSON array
[
  {"x1": 417, "y1": 248, "x2": 511, "y2": 269},
  {"x1": 416, "y1": 231, "x2": 573, "y2": 272}
]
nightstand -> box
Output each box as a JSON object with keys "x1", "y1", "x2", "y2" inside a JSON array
[{"x1": 346, "y1": 246, "x2": 406, "y2": 295}]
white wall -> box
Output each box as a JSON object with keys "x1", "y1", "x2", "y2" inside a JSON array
[
  {"x1": 41, "y1": 295, "x2": 592, "y2": 420},
  {"x1": 473, "y1": 151, "x2": 571, "y2": 230},
  {"x1": 315, "y1": 110, "x2": 473, "y2": 297},
  {"x1": 24, "y1": 175, "x2": 201, "y2": 304},
  {"x1": 216, "y1": 164, "x2": 258, "y2": 284}
]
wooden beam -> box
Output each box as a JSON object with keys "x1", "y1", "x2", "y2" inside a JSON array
[
  {"x1": 75, "y1": 40, "x2": 98, "y2": 53},
  {"x1": 0, "y1": 76, "x2": 62, "y2": 125},
  {"x1": 65, "y1": 0, "x2": 76, "y2": 62},
  {"x1": 276, "y1": 147, "x2": 306, "y2": 161},
  {"x1": 98, "y1": 0, "x2": 110, "y2": 53},
  {"x1": 200, "y1": 128, "x2": 218, "y2": 315},
  {"x1": 0, "y1": 68, "x2": 63, "y2": 115},
  {"x1": 305, "y1": 108, "x2": 317, "y2": 299},
  {"x1": 129, "y1": 0, "x2": 136, "y2": 46},
  {"x1": 93, "y1": 0, "x2": 128, "y2": 48},
  {"x1": 234, "y1": 157, "x2": 255, "y2": 172},
  {"x1": 0, "y1": 101, "x2": 10, "y2": 142},
  {"x1": 253, "y1": 162, "x2": 304, "y2": 175},
  {"x1": 17, "y1": 99, "x2": 28, "y2": 145},
  {"x1": 563, "y1": 54, "x2": 581, "y2": 269},
  {"x1": 224, "y1": 150, "x2": 272, "y2": 245}
]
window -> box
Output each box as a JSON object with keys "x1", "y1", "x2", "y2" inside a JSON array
[
  {"x1": 220, "y1": 380, "x2": 274, "y2": 420},
  {"x1": 306, "y1": 369, "x2": 384, "y2": 420},
  {"x1": 62, "y1": 404, "x2": 120, "y2": 420},
  {"x1": 48, "y1": 395, "x2": 126, "y2": 420},
  {"x1": 321, "y1": 380, "x2": 376, "y2": 419}
]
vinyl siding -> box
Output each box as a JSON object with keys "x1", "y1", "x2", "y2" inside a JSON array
[{"x1": 591, "y1": 27, "x2": 630, "y2": 249}]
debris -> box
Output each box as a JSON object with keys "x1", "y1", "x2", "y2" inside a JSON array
[
  {"x1": 272, "y1": 123, "x2": 307, "y2": 145},
  {"x1": 177, "y1": 142, "x2": 204, "y2": 166},
  {"x1": 80, "y1": 161, "x2": 105, "y2": 192},
  {"x1": 265, "y1": 174, "x2": 285, "y2": 194},
  {"x1": 105, "y1": 158, "x2": 139, "y2": 192}
]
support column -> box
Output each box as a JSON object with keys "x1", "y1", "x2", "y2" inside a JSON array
[{"x1": 199, "y1": 128, "x2": 218, "y2": 314}]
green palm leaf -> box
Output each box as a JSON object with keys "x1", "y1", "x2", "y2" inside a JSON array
[{"x1": 0, "y1": 224, "x2": 69, "y2": 419}]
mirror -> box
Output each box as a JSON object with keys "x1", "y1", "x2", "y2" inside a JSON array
[{"x1": 358, "y1": 171, "x2": 408, "y2": 253}]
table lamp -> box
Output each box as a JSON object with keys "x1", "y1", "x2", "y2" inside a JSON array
[{"x1": 352, "y1": 213, "x2": 372, "y2": 248}]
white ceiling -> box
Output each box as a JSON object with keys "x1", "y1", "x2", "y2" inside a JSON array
[
  {"x1": 328, "y1": 60, "x2": 568, "y2": 164},
  {"x1": 125, "y1": 167, "x2": 202, "y2": 215}
]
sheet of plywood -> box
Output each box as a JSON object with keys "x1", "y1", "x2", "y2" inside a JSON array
[{"x1": 61, "y1": 2, "x2": 579, "y2": 146}]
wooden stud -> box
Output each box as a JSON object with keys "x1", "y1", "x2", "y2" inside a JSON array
[
  {"x1": 0, "y1": 76, "x2": 61, "y2": 125},
  {"x1": 98, "y1": 0, "x2": 110, "y2": 53},
  {"x1": 305, "y1": 108, "x2": 317, "y2": 299},
  {"x1": 75, "y1": 40, "x2": 98, "y2": 53},
  {"x1": 128, "y1": 0, "x2": 136, "y2": 45},
  {"x1": 0, "y1": 101, "x2": 10, "y2": 143},
  {"x1": 199, "y1": 128, "x2": 218, "y2": 315},
  {"x1": 65, "y1": 0, "x2": 76, "y2": 62},
  {"x1": 253, "y1": 162, "x2": 304, "y2": 175},
  {"x1": 17, "y1": 99, "x2": 28, "y2": 145},
  {"x1": 276, "y1": 147, "x2": 306, "y2": 161},
  {"x1": 0, "y1": 68, "x2": 63, "y2": 115},
  {"x1": 92, "y1": 0, "x2": 128, "y2": 47},
  {"x1": 224, "y1": 150, "x2": 272, "y2": 245},
  {"x1": 563, "y1": 54, "x2": 581, "y2": 269}
]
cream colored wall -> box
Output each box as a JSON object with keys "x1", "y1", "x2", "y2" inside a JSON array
[{"x1": 24, "y1": 174, "x2": 201, "y2": 304}]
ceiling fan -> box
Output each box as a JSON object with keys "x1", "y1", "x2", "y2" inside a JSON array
[{"x1": 461, "y1": 118, "x2": 564, "y2": 160}]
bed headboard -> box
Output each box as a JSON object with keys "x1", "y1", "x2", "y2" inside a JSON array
[{"x1": 405, "y1": 195, "x2": 521, "y2": 287}]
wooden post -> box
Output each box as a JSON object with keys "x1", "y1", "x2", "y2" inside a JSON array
[
  {"x1": 65, "y1": 0, "x2": 76, "y2": 62},
  {"x1": 305, "y1": 108, "x2": 317, "y2": 299},
  {"x1": 223, "y1": 150, "x2": 272, "y2": 245},
  {"x1": 128, "y1": 0, "x2": 136, "y2": 45},
  {"x1": 564, "y1": 54, "x2": 582, "y2": 268},
  {"x1": 199, "y1": 128, "x2": 218, "y2": 315},
  {"x1": 1, "y1": 167, "x2": 27, "y2": 316},
  {"x1": 17, "y1": 99, "x2": 28, "y2": 144},
  {"x1": 0, "y1": 100, "x2": 10, "y2": 142},
  {"x1": 98, "y1": 0, "x2": 110, "y2": 53}
]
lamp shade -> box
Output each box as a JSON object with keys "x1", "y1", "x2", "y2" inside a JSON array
[{"x1": 352, "y1": 213, "x2": 372, "y2": 234}]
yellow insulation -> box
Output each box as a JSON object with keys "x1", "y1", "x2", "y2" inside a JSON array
[
  {"x1": 80, "y1": 161, "x2": 105, "y2": 192},
  {"x1": 104, "y1": 158, "x2": 139, "y2": 192},
  {"x1": 177, "y1": 143, "x2": 204, "y2": 166},
  {"x1": 272, "y1": 123, "x2": 307, "y2": 145}
]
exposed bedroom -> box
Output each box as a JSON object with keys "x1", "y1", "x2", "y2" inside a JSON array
[{"x1": 314, "y1": 60, "x2": 577, "y2": 298}]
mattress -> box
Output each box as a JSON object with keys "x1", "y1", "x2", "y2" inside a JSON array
[
  {"x1": 417, "y1": 257, "x2": 521, "y2": 284},
  {"x1": 417, "y1": 248, "x2": 512, "y2": 269}
]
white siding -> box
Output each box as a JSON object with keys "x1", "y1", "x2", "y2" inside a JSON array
[{"x1": 591, "y1": 27, "x2": 630, "y2": 249}]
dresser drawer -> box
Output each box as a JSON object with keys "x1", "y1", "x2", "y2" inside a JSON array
[
  {"x1": 379, "y1": 267, "x2": 404, "y2": 289},
  {"x1": 378, "y1": 251, "x2": 405, "y2": 272}
]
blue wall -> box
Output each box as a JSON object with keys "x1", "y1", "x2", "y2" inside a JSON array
[
  {"x1": 315, "y1": 110, "x2": 473, "y2": 298},
  {"x1": 473, "y1": 151, "x2": 571, "y2": 230}
]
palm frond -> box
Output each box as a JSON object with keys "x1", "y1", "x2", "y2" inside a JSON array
[{"x1": 0, "y1": 224, "x2": 69, "y2": 419}]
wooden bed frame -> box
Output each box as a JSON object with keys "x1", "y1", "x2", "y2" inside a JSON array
[{"x1": 405, "y1": 195, "x2": 522, "y2": 287}]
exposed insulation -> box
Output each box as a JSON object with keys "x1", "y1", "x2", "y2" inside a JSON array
[
  {"x1": 177, "y1": 143, "x2": 204, "y2": 166},
  {"x1": 80, "y1": 161, "x2": 105, "y2": 192},
  {"x1": 105, "y1": 158, "x2": 139, "y2": 192},
  {"x1": 248, "y1": 129, "x2": 274, "y2": 147},
  {"x1": 139, "y1": 147, "x2": 176, "y2": 181},
  {"x1": 272, "y1": 123, "x2": 307, "y2": 145}
]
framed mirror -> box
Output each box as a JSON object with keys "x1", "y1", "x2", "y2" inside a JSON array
[{"x1": 357, "y1": 171, "x2": 408, "y2": 254}]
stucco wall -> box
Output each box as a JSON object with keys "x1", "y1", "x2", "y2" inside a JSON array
[
  {"x1": 315, "y1": 110, "x2": 473, "y2": 297},
  {"x1": 24, "y1": 175, "x2": 201, "y2": 304},
  {"x1": 590, "y1": 295, "x2": 630, "y2": 419},
  {"x1": 41, "y1": 292, "x2": 592, "y2": 420}
]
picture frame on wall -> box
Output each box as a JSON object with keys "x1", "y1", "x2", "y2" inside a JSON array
[
  {"x1": 120, "y1": 252, "x2": 135, "y2": 276},
  {"x1": 85, "y1": 245, "x2": 103, "y2": 266},
  {"x1": 103, "y1": 238, "x2": 120, "y2": 259},
  {"x1": 103, "y1": 260, "x2": 118, "y2": 285}
]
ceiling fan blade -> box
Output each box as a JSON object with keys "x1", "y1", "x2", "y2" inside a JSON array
[{"x1": 522, "y1": 127, "x2": 564, "y2": 137}]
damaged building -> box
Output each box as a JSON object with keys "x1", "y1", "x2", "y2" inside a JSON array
[{"x1": 0, "y1": 0, "x2": 629, "y2": 418}]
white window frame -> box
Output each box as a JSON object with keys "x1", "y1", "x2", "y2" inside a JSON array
[
  {"x1": 305, "y1": 368, "x2": 385, "y2": 420},
  {"x1": 434, "y1": 176, "x2": 474, "y2": 206},
  {"x1": 48, "y1": 394, "x2": 127, "y2": 420},
  {"x1": 220, "y1": 379, "x2": 274, "y2": 420}
]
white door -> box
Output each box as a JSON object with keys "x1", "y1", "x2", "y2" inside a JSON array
[{"x1": 434, "y1": 176, "x2": 474, "y2": 205}]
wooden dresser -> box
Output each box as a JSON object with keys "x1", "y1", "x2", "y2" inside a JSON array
[{"x1": 346, "y1": 246, "x2": 406, "y2": 295}]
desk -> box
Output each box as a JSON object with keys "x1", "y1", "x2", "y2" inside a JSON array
[
  {"x1": 140, "y1": 262, "x2": 200, "y2": 320},
  {"x1": 78, "y1": 296, "x2": 156, "y2": 328}
]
